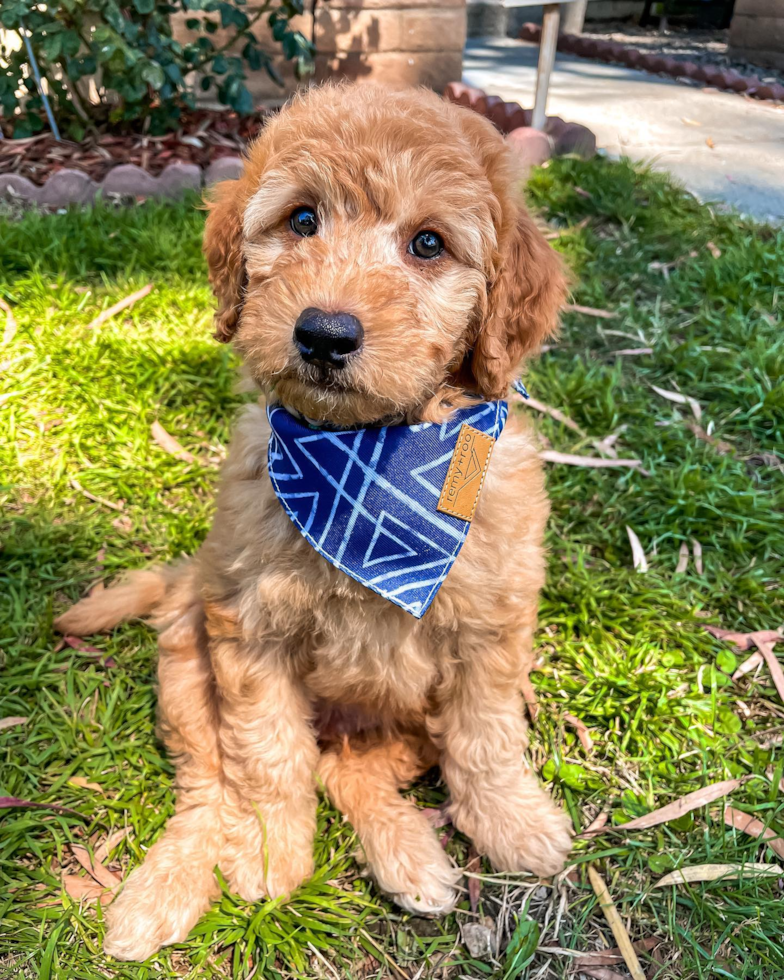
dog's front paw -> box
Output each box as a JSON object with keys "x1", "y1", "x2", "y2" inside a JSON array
[
  {"x1": 452, "y1": 781, "x2": 573, "y2": 879},
  {"x1": 104, "y1": 864, "x2": 215, "y2": 961},
  {"x1": 222, "y1": 806, "x2": 315, "y2": 902}
]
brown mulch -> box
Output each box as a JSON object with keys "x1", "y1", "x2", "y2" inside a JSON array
[
  {"x1": 583, "y1": 23, "x2": 784, "y2": 89},
  {"x1": 0, "y1": 109, "x2": 270, "y2": 187}
]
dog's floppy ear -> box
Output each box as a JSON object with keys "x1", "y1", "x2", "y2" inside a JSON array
[
  {"x1": 470, "y1": 205, "x2": 567, "y2": 400},
  {"x1": 203, "y1": 179, "x2": 246, "y2": 343}
]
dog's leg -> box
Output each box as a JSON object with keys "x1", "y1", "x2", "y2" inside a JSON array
[
  {"x1": 430, "y1": 632, "x2": 573, "y2": 879},
  {"x1": 206, "y1": 604, "x2": 319, "y2": 902},
  {"x1": 318, "y1": 735, "x2": 459, "y2": 915},
  {"x1": 104, "y1": 607, "x2": 226, "y2": 961}
]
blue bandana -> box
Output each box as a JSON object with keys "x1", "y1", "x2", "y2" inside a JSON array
[{"x1": 267, "y1": 400, "x2": 509, "y2": 618}]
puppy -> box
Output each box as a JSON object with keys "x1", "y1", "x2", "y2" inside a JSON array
[{"x1": 57, "y1": 83, "x2": 572, "y2": 961}]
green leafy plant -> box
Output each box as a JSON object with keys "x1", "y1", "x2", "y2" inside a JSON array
[{"x1": 0, "y1": 0, "x2": 313, "y2": 138}]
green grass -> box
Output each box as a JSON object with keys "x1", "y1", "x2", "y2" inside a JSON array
[{"x1": 1, "y1": 159, "x2": 782, "y2": 980}]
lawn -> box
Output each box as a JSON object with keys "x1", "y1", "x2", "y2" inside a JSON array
[{"x1": 1, "y1": 157, "x2": 783, "y2": 980}]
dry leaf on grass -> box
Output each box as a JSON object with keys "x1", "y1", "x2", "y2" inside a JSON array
[
  {"x1": 540, "y1": 450, "x2": 644, "y2": 471},
  {"x1": 703, "y1": 626, "x2": 783, "y2": 651},
  {"x1": 67, "y1": 777, "x2": 104, "y2": 794},
  {"x1": 70, "y1": 844, "x2": 121, "y2": 889},
  {"x1": 151, "y1": 421, "x2": 197, "y2": 464},
  {"x1": 651, "y1": 384, "x2": 702, "y2": 421},
  {"x1": 581, "y1": 776, "x2": 754, "y2": 836},
  {"x1": 421, "y1": 806, "x2": 451, "y2": 829},
  {"x1": 521, "y1": 666, "x2": 539, "y2": 723},
  {"x1": 0, "y1": 716, "x2": 28, "y2": 731},
  {"x1": 587, "y1": 867, "x2": 647, "y2": 980},
  {"x1": 62, "y1": 635, "x2": 116, "y2": 668},
  {"x1": 733, "y1": 651, "x2": 764, "y2": 680},
  {"x1": 706, "y1": 239, "x2": 721, "y2": 257},
  {"x1": 62, "y1": 873, "x2": 116, "y2": 905},
  {"x1": 626, "y1": 527, "x2": 648, "y2": 572},
  {"x1": 575, "y1": 937, "x2": 659, "y2": 969},
  {"x1": 578, "y1": 969, "x2": 628, "y2": 980},
  {"x1": 675, "y1": 542, "x2": 690, "y2": 574},
  {"x1": 466, "y1": 848, "x2": 482, "y2": 913},
  {"x1": 757, "y1": 638, "x2": 784, "y2": 702},
  {"x1": 692, "y1": 539, "x2": 703, "y2": 575},
  {"x1": 86, "y1": 283, "x2": 153, "y2": 331},
  {"x1": 516, "y1": 394, "x2": 586, "y2": 436},
  {"x1": 95, "y1": 827, "x2": 132, "y2": 865},
  {"x1": 0, "y1": 297, "x2": 17, "y2": 347},
  {"x1": 564, "y1": 303, "x2": 616, "y2": 319},
  {"x1": 686, "y1": 421, "x2": 733, "y2": 455},
  {"x1": 584, "y1": 811, "x2": 609, "y2": 834},
  {"x1": 724, "y1": 807, "x2": 784, "y2": 860},
  {"x1": 564, "y1": 712, "x2": 594, "y2": 752},
  {"x1": 655, "y1": 862, "x2": 781, "y2": 887}
]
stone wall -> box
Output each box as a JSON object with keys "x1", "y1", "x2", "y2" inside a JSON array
[
  {"x1": 173, "y1": 0, "x2": 465, "y2": 103},
  {"x1": 729, "y1": 0, "x2": 784, "y2": 70}
]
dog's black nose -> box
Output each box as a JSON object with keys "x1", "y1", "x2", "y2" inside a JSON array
[{"x1": 294, "y1": 308, "x2": 363, "y2": 368}]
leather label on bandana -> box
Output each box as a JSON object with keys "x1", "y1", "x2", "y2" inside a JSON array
[{"x1": 437, "y1": 423, "x2": 495, "y2": 522}]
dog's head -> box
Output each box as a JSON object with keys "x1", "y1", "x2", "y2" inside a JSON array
[{"x1": 203, "y1": 84, "x2": 566, "y2": 425}]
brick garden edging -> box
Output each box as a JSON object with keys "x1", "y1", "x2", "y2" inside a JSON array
[
  {"x1": 444, "y1": 81, "x2": 597, "y2": 162},
  {"x1": 0, "y1": 156, "x2": 244, "y2": 208},
  {"x1": 519, "y1": 23, "x2": 784, "y2": 103}
]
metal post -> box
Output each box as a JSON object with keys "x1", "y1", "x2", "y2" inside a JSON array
[
  {"x1": 19, "y1": 19, "x2": 61, "y2": 141},
  {"x1": 531, "y1": 3, "x2": 560, "y2": 132}
]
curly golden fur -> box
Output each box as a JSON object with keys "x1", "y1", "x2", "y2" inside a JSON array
[{"x1": 57, "y1": 83, "x2": 572, "y2": 961}]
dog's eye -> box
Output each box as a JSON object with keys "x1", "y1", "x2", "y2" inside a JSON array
[
  {"x1": 290, "y1": 206, "x2": 318, "y2": 237},
  {"x1": 409, "y1": 230, "x2": 444, "y2": 260}
]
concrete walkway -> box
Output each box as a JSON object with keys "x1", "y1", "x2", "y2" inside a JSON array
[{"x1": 464, "y1": 37, "x2": 784, "y2": 223}]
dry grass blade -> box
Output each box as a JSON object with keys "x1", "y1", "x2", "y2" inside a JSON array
[
  {"x1": 651, "y1": 384, "x2": 702, "y2": 421},
  {"x1": 0, "y1": 716, "x2": 27, "y2": 731},
  {"x1": 582, "y1": 776, "x2": 753, "y2": 835},
  {"x1": 564, "y1": 303, "x2": 616, "y2": 319},
  {"x1": 70, "y1": 844, "x2": 121, "y2": 889},
  {"x1": 692, "y1": 538, "x2": 703, "y2": 574},
  {"x1": 86, "y1": 283, "x2": 153, "y2": 330},
  {"x1": 151, "y1": 421, "x2": 197, "y2": 464},
  {"x1": 675, "y1": 542, "x2": 689, "y2": 574},
  {"x1": 0, "y1": 297, "x2": 17, "y2": 347},
  {"x1": 564, "y1": 712, "x2": 594, "y2": 752},
  {"x1": 540, "y1": 451, "x2": 643, "y2": 471},
  {"x1": 655, "y1": 863, "x2": 781, "y2": 887},
  {"x1": 626, "y1": 527, "x2": 648, "y2": 572},
  {"x1": 578, "y1": 969, "x2": 627, "y2": 980},
  {"x1": 584, "y1": 811, "x2": 609, "y2": 834},
  {"x1": 724, "y1": 807, "x2": 784, "y2": 860},
  {"x1": 575, "y1": 938, "x2": 659, "y2": 969},
  {"x1": 733, "y1": 651, "x2": 764, "y2": 681},
  {"x1": 610, "y1": 347, "x2": 653, "y2": 356},
  {"x1": 517, "y1": 394, "x2": 586, "y2": 436},
  {"x1": 587, "y1": 866, "x2": 647, "y2": 980}
]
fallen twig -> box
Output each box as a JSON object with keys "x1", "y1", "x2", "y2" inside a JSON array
[
  {"x1": 539, "y1": 450, "x2": 644, "y2": 471},
  {"x1": 587, "y1": 866, "x2": 646, "y2": 980},
  {"x1": 515, "y1": 394, "x2": 586, "y2": 437},
  {"x1": 564, "y1": 303, "x2": 616, "y2": 319},
  {"x1": 69, "y1": 477, "x2": 124, "y2": 512},
  {"x1": 86, "y1": 283, "x2": 154, "y2": 330},
  {"x1": 151, "y1": 421, "x2": 197, "y2": 464}
]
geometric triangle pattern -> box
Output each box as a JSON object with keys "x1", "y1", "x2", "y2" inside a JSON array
[{"x1": 267, "y1": 399, "x2": 508, "y2": 618}]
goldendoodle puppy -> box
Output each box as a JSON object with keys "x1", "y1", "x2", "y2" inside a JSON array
[{"x1": 57, "y1": 82, "x2": 572, "y2": 961}]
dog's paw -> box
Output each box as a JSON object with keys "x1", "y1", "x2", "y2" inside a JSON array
[
  {"x1": 452, "y1": 779, "x2": 573, "y2": 880},
  {"x1": 103, "y1": 866, "x2": 213, "y2": 961},
  {"x1": 222, "y1": 808, "x2": 315, "y2": 902}
]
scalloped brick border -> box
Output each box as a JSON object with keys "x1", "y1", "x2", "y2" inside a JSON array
[
  {"x1": 519, "y1": 23, "x2": 784, "y2": 103},
  {"x1": 0, "y1": 156, "x2": 245, "y2": 208},
  {"x1": 443, "y1": 81, "x2": 597, "y2": 159}
]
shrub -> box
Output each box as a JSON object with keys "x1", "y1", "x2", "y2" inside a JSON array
[{"x1": 0, "y1": 0, "x2": 313, "y2": 139}]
